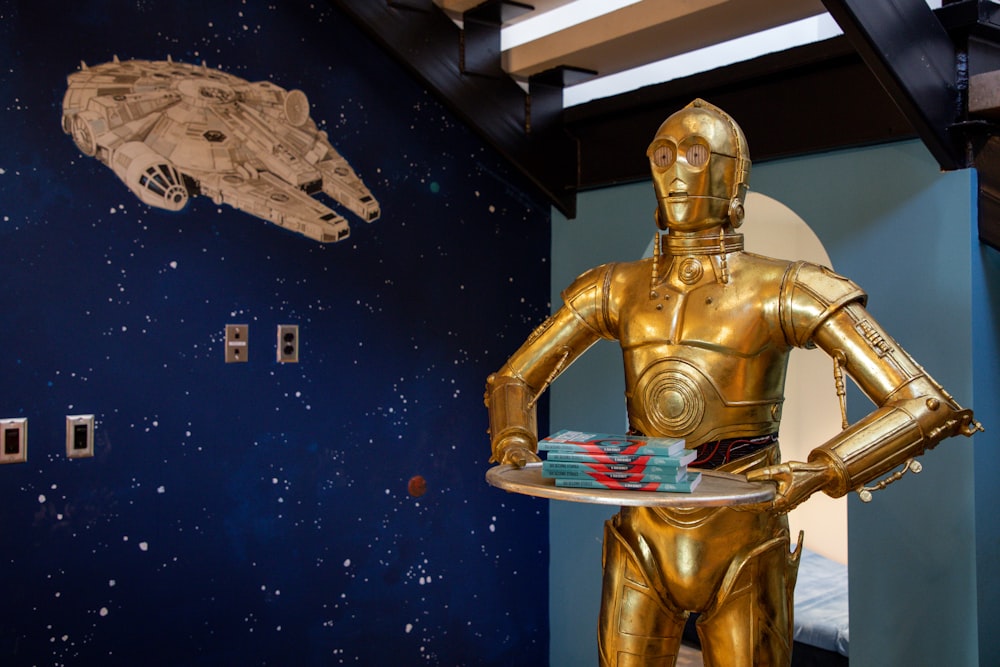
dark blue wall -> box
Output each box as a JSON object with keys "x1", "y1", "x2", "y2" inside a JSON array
[{"x1": 0, "y1": 2, "x2": 551, "y2": 665}]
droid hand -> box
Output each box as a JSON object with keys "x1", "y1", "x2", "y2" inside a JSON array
[
  {"x1": 490, "y1": 432, "x2": 540, "y2": 468},
  {"x1": 500, "y1": 445, "x2": 542, "y2": 469},
  {"x1": 746, "y1": 461, "x2": 837, "y2": 513}
]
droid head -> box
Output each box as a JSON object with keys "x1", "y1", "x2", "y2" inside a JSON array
[{"x1": 647, "y1": 99, "x2": 751, "y2": 233}]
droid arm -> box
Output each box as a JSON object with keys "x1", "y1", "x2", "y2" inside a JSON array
[
  {"x1": 751, "y1": 301, "x2": 981, "y2": 509},
  {"x1": 485, "y1": 266, "x2": 614, "y2": 466},
  {"x1": 807, "y1": 302, "x2": 980, "y2": 495}
]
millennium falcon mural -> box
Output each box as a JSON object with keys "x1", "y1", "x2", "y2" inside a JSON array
[{"x1": 61, "y1": 57, "x2": 380, "y2": 243}]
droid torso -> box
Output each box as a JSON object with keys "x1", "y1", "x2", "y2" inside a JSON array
[{"x1": 566, "y1": 236, "x2": 796, "y2": 447}]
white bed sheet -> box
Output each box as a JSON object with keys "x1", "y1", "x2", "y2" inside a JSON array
[{"x1": 794, "y1": 548, "x2": 850, "y2": 656}]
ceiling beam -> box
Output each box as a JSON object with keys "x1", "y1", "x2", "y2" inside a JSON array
[
  {"x1": 941, "y1": 0, "x2": 1000, "y2": 249},
  {"x1": 461, "y1": 0, "x2": 533, "y2": 78},
  {"x1": 820, "y1": 0, "x2": 966, "y2": 170},
  {"x1": 976, "y1": 136, "x2": 1000, "y2": 249},
  {"x1": 503, "y1": 0, "x2": 826, "y2": 81},
  {"x1": 435, "y1": 0, "x2": 579, "y2": 24},
  {"x1": 820, "y1": 0, "x2": 1000, "y2": 247}
]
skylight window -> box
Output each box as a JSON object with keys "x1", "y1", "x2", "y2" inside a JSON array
[{"x1": 501, "y1": 0, "x2": 643, "y2": 50}]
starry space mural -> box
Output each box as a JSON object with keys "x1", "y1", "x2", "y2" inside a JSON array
[{"x1": 0, "y1": 1, "x2": 551, "y2": 665}]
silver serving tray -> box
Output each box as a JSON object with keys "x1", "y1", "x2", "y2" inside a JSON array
[{"x1": 486, "y1": 462, "x2": 775, "y2": 508}]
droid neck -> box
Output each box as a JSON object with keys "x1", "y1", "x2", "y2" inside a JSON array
[
  {"x1": 650, "y1": 226, "x2": 743, "y2": 288},
  {"x1": 663, "y1": 228, "x2": 743, "y2": 257}
]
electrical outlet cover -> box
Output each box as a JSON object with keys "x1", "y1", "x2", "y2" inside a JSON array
[
  {"x1": 277, "y1": 324, "x2": 299, "y2": 363},
  {"x1": 225, "y1": 324, "x2": 249, "y2": 363},
  {"x1": 66, "y1": 414, "x2": 95, "y2": 459},
  {"x1": 0, "y1": 418, "x2": 27, "y2": 464}
]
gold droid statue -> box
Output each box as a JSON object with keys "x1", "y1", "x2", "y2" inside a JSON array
[{"x1": 485, "y1": 99, "x2": 981, "y2": 666}]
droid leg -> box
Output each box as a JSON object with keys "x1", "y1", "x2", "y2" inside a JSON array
[
  {"x1": 598, "y1": 520, "x2": 688, "y2": 667},
  {"x1": 695, "y1": 533, "x2": 802, "y2": 667}
]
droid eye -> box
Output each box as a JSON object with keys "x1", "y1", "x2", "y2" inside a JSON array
[
  {"x1": 651, "y1": 144, "x2": 675, "y2": 168},
  {"x1": 686, "y1": 143, "x2": 709, "y2": 168}
]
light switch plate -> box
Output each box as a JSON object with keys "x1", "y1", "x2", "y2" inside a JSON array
[
  {"x1": 0, "y1": 418, "x2": 27, "y2": 464},
  {"x1": 66, "y1": 414, "x2": 95, "y2": 459},
  {"x1": 225, "y1": 324, "x2": 249, "y2": 363}
]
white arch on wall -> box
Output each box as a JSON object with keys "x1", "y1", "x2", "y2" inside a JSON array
[{"x1": 643, "y1": 191, "x2": 848, "y2": 564}]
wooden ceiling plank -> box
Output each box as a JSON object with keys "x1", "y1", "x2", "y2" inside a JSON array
[{"x1": 503, "y1": 0, "x2": 826, "y2": 79}]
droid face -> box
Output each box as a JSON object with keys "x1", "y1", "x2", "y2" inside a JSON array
[{"x1": 648, "y1": 100, "x2": 749, "y2": 232}]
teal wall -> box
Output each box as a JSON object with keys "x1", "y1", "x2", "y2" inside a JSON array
[
  {"x1": 752, "y1": 141, "x2": 987, "y2": 666},
  {"x1": 972, "y1": 216, "x2": 1000, "y2": 667},
  {"x1": 549, "y1": 139, "x2": 997, "y2": 665},
  {"x1": 549, "y1": 180, "x2": 652, "y2": 666}
]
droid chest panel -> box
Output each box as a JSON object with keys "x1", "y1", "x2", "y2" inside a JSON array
[
  {"x1": 627, "y1": 254, "x2": 777, "y2": 354},
  {"x1": 617, "y1": 255, "x2": 789, "y2": 444}
]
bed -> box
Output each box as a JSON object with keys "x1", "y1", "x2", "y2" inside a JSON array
[
  {"x1": 682, "y1": 547, "x2": 849, "y2": 665},
  {"x1": 792, "y1": 548, "x2": 849, "y2": 665}
]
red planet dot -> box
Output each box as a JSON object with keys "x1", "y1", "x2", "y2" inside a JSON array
[{"x1": 408, "y1": 475, "x2": 427, "y2": 497}]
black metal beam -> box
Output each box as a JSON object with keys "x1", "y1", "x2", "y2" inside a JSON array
[
  {"x1": 940, "y1": 1, "x2": 1000, "y2": 248},
  {"x1": 328, "y1": 0, "x2": 579, "y2": 216},
  {"x1": 820, "y1": 0, "x2": 966, "y2": 170},
  {"x1": 461, "y1": 0, "x2": 532, "y2": 78},
  {"x1": 976, "y1": 137, "x2": 1000, "y2": 249}
]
